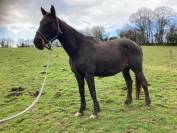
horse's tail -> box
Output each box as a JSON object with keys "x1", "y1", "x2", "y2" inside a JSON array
[{"x1": 135, "y1": 73, "x2": 141, "y2": 100}]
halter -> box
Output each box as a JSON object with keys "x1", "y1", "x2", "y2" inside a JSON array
[{"x1": 36, "y1": 18, "x2": 62, "y2": 50}]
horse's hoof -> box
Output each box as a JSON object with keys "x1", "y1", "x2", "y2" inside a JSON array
[
  {"x1": 145, "y1": 98, "x2": 151, "y2": 107},
  {"x1": 90, "y1": 113, "x2": 98, "y2": 119},
  {"x1": 74, "y1": 112, "x2": 83, "y2": 117},
  {"x1": 124, "y1": 99, "x2": 132, "y2": 105},
  {"x1": 145, "y1": 106, "x2": 151, "y2": 110}
]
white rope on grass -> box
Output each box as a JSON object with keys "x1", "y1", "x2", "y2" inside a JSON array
[{"x1": 0, "y1": 50, "x2": 51, "y2": 124}]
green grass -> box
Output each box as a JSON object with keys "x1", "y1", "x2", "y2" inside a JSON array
[{"x1": 0, "y1": 46, "x2": 177, "y2": 133}]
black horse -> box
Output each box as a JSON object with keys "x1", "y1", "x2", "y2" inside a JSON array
[{"x1": 33, "y1": 5, "x2": 151, "y2": 118}]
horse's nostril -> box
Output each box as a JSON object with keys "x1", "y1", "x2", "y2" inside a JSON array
[
  {"x1": 36, "y1": 39, "x2": 40, "y2": 43},
  {"x1": 34, "y1": 38, "x2": 41, "y2": 44}
]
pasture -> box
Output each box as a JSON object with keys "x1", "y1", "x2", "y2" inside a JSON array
[{"x1": 0, "y1": 46, "x2": 177, "y2": 133}]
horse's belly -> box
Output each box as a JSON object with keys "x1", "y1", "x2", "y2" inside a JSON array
[
  {"x1": 94, "y1": 63, "x2": 123, "y2": 77},
  {"x1": 94, "y1": 71, "x2": 120, "y2": 77}
]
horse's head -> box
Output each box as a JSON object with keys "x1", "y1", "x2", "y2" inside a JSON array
[{"x1": 33, "y1": 5, "x2": 62, "y2": 50}]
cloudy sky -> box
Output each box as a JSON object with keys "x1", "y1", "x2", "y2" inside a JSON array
[{"x1": 0, "y1": 0, "x2": 177, "y2": 40}]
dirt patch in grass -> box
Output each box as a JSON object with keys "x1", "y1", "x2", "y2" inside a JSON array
[
  {"x1": 40, "y1": 71, "x2": 47, "y2": 74},
  {"x1": 126, "y1": 128, "x2": 135, "y2": 133},
  {"x1": 28, "y1": 90, "x2": 45, "y2": 97},
  {"x1": 54, "y1": 91, "x2": 61, "y2": 98},
  {"x1": 6, "y1": 86, "x2": 25, "y2": 98}
]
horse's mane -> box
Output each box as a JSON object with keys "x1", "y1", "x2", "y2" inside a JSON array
[{"x1": 59, "y1": 18, "x2": 98, "y2": 44}]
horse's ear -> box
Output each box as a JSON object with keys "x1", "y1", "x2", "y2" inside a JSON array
[
  {"x1": 41, "y1": 7, "x2": 47, "y2": 16},
  {"x1": 50, "y1": 5, "x2": 56, "y2": 17}
]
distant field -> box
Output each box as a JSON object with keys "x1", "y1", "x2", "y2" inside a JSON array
[{"x1": 0, "y1": 47, "x2": 177, "y2": 133}]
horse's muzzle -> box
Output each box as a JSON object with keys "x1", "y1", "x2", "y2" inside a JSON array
[{"x1": 33, "y1": 36, "x2": 45, "y2": 50}]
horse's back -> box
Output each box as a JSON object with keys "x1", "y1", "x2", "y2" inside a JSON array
[
  {"x1": 97, "y1": 38, "x2": 142, "y2": 58},
  {"x1": 95, "y1": 38, "x2": 143, "y2": 72}
]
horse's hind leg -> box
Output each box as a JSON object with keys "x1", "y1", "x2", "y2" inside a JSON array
[
  {"x1": 122, "y1": 68, "x2": 133, "y2": 105},
  {"x1": 135, "y1": 71, "x2": 151, "y2": 106},
  {"x1": 135, "y1": 74, "x2": 141, "y2": 100}
]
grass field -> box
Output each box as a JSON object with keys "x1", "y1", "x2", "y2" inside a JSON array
[{"x1": 0, "y1": 46, "x2": 177, "y2": 133}]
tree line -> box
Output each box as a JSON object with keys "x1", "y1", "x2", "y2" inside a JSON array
[
  {"x1": 0, "y1": 38, "x2": 33, "y2": 48},
  {"x1": 85, "y1": 6, "x2": 177, "y2": 45},
  {"x1": 120, "y1": 6, "x2": 177, "y2": 45},
  {"x1": 0, "y1": 38, "x2": 61, "y2": 48}
]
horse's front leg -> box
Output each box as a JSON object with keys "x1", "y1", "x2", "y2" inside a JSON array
[
  {"x1": 85, "y1": 74, "x2": 100, "y2": 118},
  {"x1": 74, "y1": 73, "x2": 86, "y2": 117}
]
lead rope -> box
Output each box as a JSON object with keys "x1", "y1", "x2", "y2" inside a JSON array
[{"x1": 0, "y1": 50, "x2": 51, "y2": 124}]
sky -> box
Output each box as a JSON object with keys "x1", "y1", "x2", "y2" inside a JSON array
[{"x1": 0, "y1": 0, "x2": 177, "y2": 40}]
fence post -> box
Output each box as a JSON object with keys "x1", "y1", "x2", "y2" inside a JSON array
[{"x1": 168, "y1": 50, "x2": 173, "y2": 71}]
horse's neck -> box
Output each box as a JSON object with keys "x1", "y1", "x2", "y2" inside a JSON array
[{"x1": 58, "y1": 19, "x2": 84, "y2": 59}]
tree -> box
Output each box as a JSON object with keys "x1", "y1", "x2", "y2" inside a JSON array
[
  {"x1": 0, "y1": 39, "x2": 10, "y2": 48},
  {"x1": 109, "y1": 36, "x2": 117, "y2": 40},
  {"x1": 166, "y1": 24, "x2": 177, "y2": 44},
  {"x1": 91, "y1": 26, "x2": 105, "y2": 41},
  {"x1": 17, "y1": 39, "x2": 33, "y2": 48},
  {"x1": 129, "y1": 7, "x2": 153, "y2": 44},
  {"x1": 153, "y1": 6, "x2": 176, "y2": 44},
  {"x1": 119, "y1": 29, "x2": 137, "y2": 42},
  {"x1": 0, "y1": 40, "x2": 5, "y2": 48}
]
